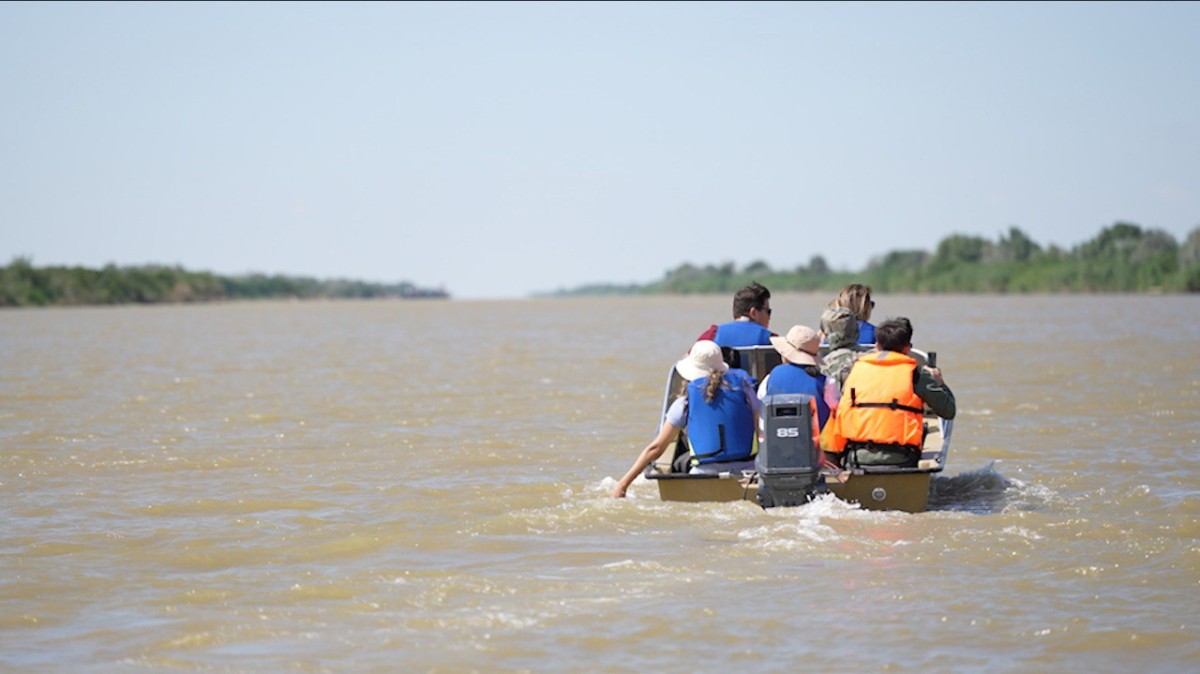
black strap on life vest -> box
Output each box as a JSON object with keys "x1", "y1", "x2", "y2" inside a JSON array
[
  {"x1": 844, "y1": 440, "x2": 922, "y2": 453},
  {"x1": 848, "y1": 388, "x2": 924, "y2": 415}
]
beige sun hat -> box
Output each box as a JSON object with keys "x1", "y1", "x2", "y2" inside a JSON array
[
  {"x1": 675, "y1": 340, "x2": 729, "y2": 381},
  {"x1": 770, "y1": 325, "x2": 822, "y2": 367}
]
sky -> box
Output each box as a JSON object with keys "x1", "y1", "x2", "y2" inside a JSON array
[{"x1": 2, "y1": 2, "x2": 1198, "y2": 299}]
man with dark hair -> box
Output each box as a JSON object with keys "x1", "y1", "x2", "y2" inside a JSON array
[
  {"x1": 695, "y1": 282, "x2": 775, "y2": 348},
  {"x1": 874, "y1": 316, "x2": 914, "y2": 353},
  {"x1": 827, "y1": 317, "x2": 955, "y2": 467}
]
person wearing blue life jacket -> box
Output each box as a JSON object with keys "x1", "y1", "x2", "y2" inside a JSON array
[
  {"x1": 694, "y1": 282, "x2": 775, "y2": 348},
  {"x1": 828, "y1": 283, "x2": 876, "y2": 346},
  {"x1": 611, "y1": 340, "x2": 760, "y2": 498},
  {"x1": 756, "y1": 324, "x2": 834, "y2": 430}
]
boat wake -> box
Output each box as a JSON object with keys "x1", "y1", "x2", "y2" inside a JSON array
[{"x1": 927, "y1": 461, "x2": 1053, "y2": 513}]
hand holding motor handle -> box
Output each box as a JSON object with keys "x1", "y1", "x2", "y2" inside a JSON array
[
  {"x1": 923, "y1": 351, "x2": 945, "y2": 387},
  {"x1": 924, "y1": 366, "x2": 946, "y2": 387}
]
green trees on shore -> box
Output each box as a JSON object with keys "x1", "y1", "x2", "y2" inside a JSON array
[
  {"x1": 6, "y1": 221, "x2": 1197, "y2": 306},
  {"x1": 555, "y1": 222, "x2": 1200, "y2": 296},
  {"x1": 0, "y1": 259, "x2": 448, "y2": 307}
]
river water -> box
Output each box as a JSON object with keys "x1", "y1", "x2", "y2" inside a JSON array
[{"x1": 2, "y1": 293, "x2": 1197, "y2": 673}]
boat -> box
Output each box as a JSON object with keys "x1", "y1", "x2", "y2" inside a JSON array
[{"x1": 642, "y1": 345, "x2": 954, "y2": 513}]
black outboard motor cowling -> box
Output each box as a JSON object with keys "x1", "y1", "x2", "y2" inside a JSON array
[{"x1": 756, "y1": 394, "x2": 823, "y2": 508}]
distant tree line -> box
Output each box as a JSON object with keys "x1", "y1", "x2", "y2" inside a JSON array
[
  {"x1": 552, "y1": 222, "x2": 1200, "y2": 296},
  {"x1": 0, "y1": 259, "x2": 449, "y2": 307}
]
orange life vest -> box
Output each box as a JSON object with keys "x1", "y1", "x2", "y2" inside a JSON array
[{"x1": 830, "y1": 350, "x2": 924, "y2": 453}]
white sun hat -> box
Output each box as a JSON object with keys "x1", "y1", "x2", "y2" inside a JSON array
[{"x1": 674, "y1": 340, "x2": 729, "y2": 381}]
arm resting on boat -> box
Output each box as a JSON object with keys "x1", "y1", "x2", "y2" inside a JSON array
[{"x1": 611, "y1": 421, "x2": 681, "y2": 498}]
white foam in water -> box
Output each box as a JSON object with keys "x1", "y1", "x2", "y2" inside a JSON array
[
  {"x1": 1000, "y1": 525, "x2": 1043, "y2": 540},
  {"x1": 735, "y1": 493, "x2": 897, "y2": 550},
  {"x1": 738, "y1": 521, "x2": 837, "y2": 549},
  {"x1": 597, "y1": 475, "x2": 654, "y2": 499},
  {"x1": 477, "y1": 611, "x2": 542, "y2": 630},
  {"x1": 601, "y1": 559, "x2": 672, "y2": 572}
]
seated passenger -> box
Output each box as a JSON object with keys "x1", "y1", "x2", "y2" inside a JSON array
[
  {"x1": 695, "y1": 282, "x2": 775, "y2": 348},
  {"x1": 610, "y1": 340, "x2": 760, "y2": 498},
  {"x1": 829, "y1": 283, "x2": 876, "y2": 345},
  {"x1": 757, "y1": 325, "x2": 832, "y2": 429},
  {"x1": 818, "y1": 306, "x2": 866, "y2": 401},
  {"x1": 828, "y1": 317, "x2": 956, "y2": 468}
]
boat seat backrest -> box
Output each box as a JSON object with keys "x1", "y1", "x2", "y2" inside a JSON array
[{"x1": 726, "y1": 345, "x2": 783, "y2": 384}]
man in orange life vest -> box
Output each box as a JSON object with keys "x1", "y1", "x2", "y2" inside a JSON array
[{"x1": 828, "y1": 317, "x2": 956, "y2": 468}]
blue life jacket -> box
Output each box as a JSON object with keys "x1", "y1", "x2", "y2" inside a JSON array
[
  {"x1": 713, "y1": 321, "x2": 773, "y2": 348},
  {"x1": 857, "y1": 320, "x2": 876, "y2": 345},
  {"x1": 765, "y1": 363, "x2": 831, "y2": 429},
  {"x1": 686, "y1": 372, "x2": 755, "y2": 464}
]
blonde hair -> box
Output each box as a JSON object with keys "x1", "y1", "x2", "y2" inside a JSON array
[
  {"x1": 829, "y1": 283, "x2": 873, "y2": 322},
  {"x1": 703, "y1": 372, "x2": 724, "y2": 403}
]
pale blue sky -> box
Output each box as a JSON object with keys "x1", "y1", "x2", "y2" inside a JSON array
[{"x1": 2, "y1": 1, "x2": 1197, "y2": 299}]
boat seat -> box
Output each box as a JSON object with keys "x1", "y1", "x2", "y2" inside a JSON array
[{"x1": 724, "y1": 345, "x2": 782, "y2": 385}]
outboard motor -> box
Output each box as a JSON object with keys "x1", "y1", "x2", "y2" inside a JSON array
[{"x1": 756, "y1": 394, "x2": 823, "y2": 508}]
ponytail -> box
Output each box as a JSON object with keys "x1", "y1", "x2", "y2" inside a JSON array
[{"x1": 704, "y1": 370, "x2": 724, "y2": 403}]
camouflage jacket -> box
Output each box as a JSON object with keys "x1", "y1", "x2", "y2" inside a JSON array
[{"x1": 820, "y1": 347, "x2": 860, "y2": 390}]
